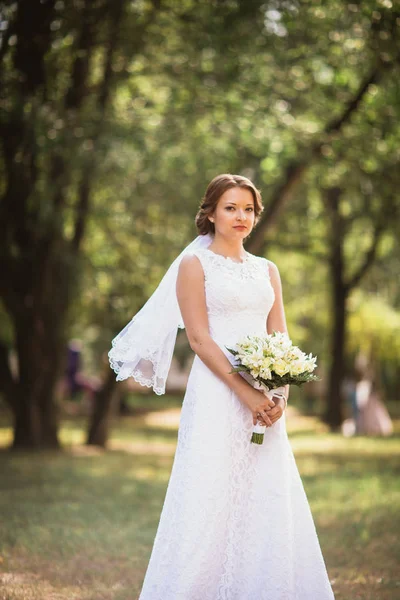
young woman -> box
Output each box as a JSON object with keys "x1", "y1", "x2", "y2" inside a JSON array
[{"x1": 109, "y1": 174, "x2": 335, "y2": 599}]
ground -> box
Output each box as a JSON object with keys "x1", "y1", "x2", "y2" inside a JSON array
[{"x1": 0, "y1": 399, "x2": 399, "y2": 600}]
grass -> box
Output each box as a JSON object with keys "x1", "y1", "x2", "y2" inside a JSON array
[{"x1": 0, "y1": 399, "x2": 399, "y2": 600}]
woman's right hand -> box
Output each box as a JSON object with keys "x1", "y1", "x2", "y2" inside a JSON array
[{"x1": 240, "y1": 387, "x2": 276, "y2": 427}]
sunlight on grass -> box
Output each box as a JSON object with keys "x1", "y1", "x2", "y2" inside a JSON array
[
  {"x1": 0, "y1": 407, "x2": 399, "y2": 600},
  {"x1": 143, "y1": 408, "x2": 182, "y2": 428},
  {"x1": 0, "y1": 425, "x2": 12, "y2": 447},
  {"x1": 60, "y1": 425, "x2": 86, "y2": 447},
  {"x1": 108, "y1": 439, "x2": 175, "y2": 456}
]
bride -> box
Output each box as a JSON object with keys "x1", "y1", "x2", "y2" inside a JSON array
[{"x1": 109, "y1": 173, "x2": 335, "y2": 599}]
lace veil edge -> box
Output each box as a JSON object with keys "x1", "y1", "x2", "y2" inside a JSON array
[{"x1": 108, "y1": 233, "x2": 213, "y2": 395}]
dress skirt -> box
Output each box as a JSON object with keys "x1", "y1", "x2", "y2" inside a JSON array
[{"x1": 138, "y1": 355, "x2": 335, "y2": 599}]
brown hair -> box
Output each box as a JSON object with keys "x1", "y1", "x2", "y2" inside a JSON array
[{"x1": 195, "y1": 173, "x2": 263, "y2": 236}]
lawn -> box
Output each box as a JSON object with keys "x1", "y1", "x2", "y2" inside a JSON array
[{"x1": 0, "y1": 400, "x2": 399, "y2": 600}]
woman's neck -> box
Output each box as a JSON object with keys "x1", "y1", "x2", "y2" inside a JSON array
[{"x1": 208, "y1": 236, "x2": 246, "y2": 261}]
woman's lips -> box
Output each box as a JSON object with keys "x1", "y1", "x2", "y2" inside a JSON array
[{"x1": 233, "y1": 226, "x2": 247, "y2": 230}]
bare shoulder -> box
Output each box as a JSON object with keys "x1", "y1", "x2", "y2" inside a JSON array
[
  {"x1": 258, "y1": 258, "x2": 281, "y2": 289},
  {"x1": 265, "y1": 258, "x2": 279, "y2": 277},
  {"x1": 177, "y1": 253, "x2": 204, "y2": 283},
  {"x1": 179, "y1": 253, "x2": 203, "y2": 271},
  {"x1": 249, "y1": 253, "x2": 279, "y2": 275}
]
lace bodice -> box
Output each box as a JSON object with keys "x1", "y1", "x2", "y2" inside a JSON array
[{"x1": 191, "y1": 247, "x2": 275, "y2": 350}]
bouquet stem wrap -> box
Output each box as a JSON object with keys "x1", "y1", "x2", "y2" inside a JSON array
[{"x1": 251, "y1": 383, "x2": 287, "y2": 445}]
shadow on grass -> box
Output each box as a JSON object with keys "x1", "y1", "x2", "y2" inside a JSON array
[{"x1": 1, "y1": 413, "x2": 399, "y2": 600}]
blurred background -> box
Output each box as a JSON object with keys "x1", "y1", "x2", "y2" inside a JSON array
[{"x1": 0, "y1": 1, "x2": 399, "y2": 598}]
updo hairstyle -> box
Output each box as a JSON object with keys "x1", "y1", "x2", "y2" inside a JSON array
[{"x1": 195, "y1": 173, "x2": 263, "y2": 236}]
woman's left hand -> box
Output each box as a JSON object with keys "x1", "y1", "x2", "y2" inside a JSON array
[{"x1": 265, "y1": 395, "x2": 286, "y2": 425}]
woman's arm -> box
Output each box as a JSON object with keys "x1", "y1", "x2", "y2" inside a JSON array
[
  {"x1": 266, "y1": 260, "x2": 290, "y2": 407},
  {"x1": 176, "y1": 254, "x2": 275, "y2": 426}
]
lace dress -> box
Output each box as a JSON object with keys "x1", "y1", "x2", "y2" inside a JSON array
[{"x1": 138, "y1": 248, "x2": 335, "y2": 600}]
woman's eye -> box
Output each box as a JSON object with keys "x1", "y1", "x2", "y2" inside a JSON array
[{"x1": 224, "y1": 206, "x2": 253, "y2": 212}]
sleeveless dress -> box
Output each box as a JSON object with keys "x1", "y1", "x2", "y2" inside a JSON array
[{"x1": 138, "y1": 247, "x2": 335, "y2": 600}]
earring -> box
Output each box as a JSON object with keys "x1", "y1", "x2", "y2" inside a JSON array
[{"x1": 209, "y1": 218, "x2": 214, "y2": 223}]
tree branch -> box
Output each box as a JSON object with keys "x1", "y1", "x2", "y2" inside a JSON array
[
  {"x1": 47, "y1": 0, "x2": 97, "y2": 217},
  {"x1": 246, "y1": 162, "x2": 308, "y2": 253},
  {"x1": 345, "y1": 221, "x2": 385, "y2": 291},
  {"x1": 246, "y1": 58, "x2": 391, "y2": 255},
  {"x1": 0, "y1": 19, "x2": 15, "y2": 70},
  {"x1": 71, "y1": 0, "x2": 126, "y2": 253},
  {"x1": 65, "y1": 0, "x2": 95, "y2": 111},
  {"x1": 13, "y1": 0, "x2": 56, "y2": 94},
  {"x1": 324, "y1": 66, "x2": 381, "y2": 135}
]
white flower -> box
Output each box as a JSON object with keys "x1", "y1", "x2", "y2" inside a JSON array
[
  {"x1": 289, "y1": 360, "x2": 309, "y2": 376},
  {"x1": 260, "y1": 366, "x2": 272, "y2": 379},
  {"x1": 272, "y1": 358, "x2": 290, "y2": 376},
  {"x1": 229, "y1": 333, "x2": 318, "y2": 398},
  {"x1": 303, "y1": 355, "x2": 317, "y2": 373}
]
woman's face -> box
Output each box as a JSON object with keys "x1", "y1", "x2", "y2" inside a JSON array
[{"x1": 210, "y1": 187, "x2": 256, "y2": 239}]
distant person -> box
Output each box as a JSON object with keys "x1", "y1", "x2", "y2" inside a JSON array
[
  {"x1": 66, "y1": 339, "x2": 83, "y2": 398},
  {"x1": 64, "y1": 340, "x2": 100, "y2": 409},
  {"x1": 341, "y1": 371, "x2": 358, "y2": 437},
  {"x1": 354, "y1": 371, "x2": 393, "y2": 437}
]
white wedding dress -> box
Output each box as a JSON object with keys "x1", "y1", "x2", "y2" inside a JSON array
[{"x1": 138, "y1": 247, "x2": 335, "y2": 600}]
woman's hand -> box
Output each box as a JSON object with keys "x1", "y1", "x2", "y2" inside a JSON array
[
  {"x1": 240, "y1": 387, "x2": 277, "y2": 426},
  {"x1": 265, "y1": 395, "x2": 286, "y2": 425}
]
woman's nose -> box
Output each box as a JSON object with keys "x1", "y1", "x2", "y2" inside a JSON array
[{"x1": 237, "y1": 210, "x2": 246, "y2": 220}]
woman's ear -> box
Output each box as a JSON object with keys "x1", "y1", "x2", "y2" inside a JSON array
[{"x1": 208, "y1": 216, "x2": 215, "y2": 223}]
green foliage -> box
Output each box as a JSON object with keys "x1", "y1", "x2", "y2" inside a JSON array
[
  {"x1": 348, "y1": 291, "x2": 400, "y2": 361},
  {"x1": 1, "y1": 0, "x2": 399, "y2": 408}
]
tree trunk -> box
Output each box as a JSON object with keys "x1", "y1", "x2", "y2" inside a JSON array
[
  {"x1": 11, "y1": 377, "x2": 61, "y2": 449},
  {"x1": 11, "y1": 392, "x2": 42, "y2": 448},
  {"x1": 86, "y1": 369, "x2": 119, "y2": 447},
  {"x1": 322, "y1": 187, "x2": 348, "y2": 430},
  {"x1": 10, "y1": 307, "x2": 65, "y2": 449},
  {"x1": 0, "y1": 341, "x2": 15, "y2": 413},
  {"x1": 324, "y1": 283, "x2": 348, "y2": 430},
  {"x1": 0, "y1": 0, "x2": 160, "y2": 451}
]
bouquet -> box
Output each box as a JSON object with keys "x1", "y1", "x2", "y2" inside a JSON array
[{"x1": 227, "y1": 331, "x2": 320, "y2": 444}]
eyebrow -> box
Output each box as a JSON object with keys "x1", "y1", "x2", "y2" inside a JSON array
[{"x1": 223, "y1": 201, "x2": 254, "y2": 206}]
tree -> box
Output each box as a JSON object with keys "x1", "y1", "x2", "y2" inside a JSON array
[
  {"x1": 1, "y1": 0, "x2": 398, "y2": 448},
  {"x1": 83, "y1": 0, "x2": 400, "y2": 441},
  {"x1": 0, "y1": 0, "x2": 160, "y2": 447},
  {"x1": 322, "y1": 184, "x2": 397, "y2": 428}
]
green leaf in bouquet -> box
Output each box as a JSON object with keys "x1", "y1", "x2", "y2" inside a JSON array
[
  {"x1": 226, "y1": 347, "x2": 238, "y2": 356},
  {"x1": 229, "y1": 366, "x2": 251, "y2": 374}
]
